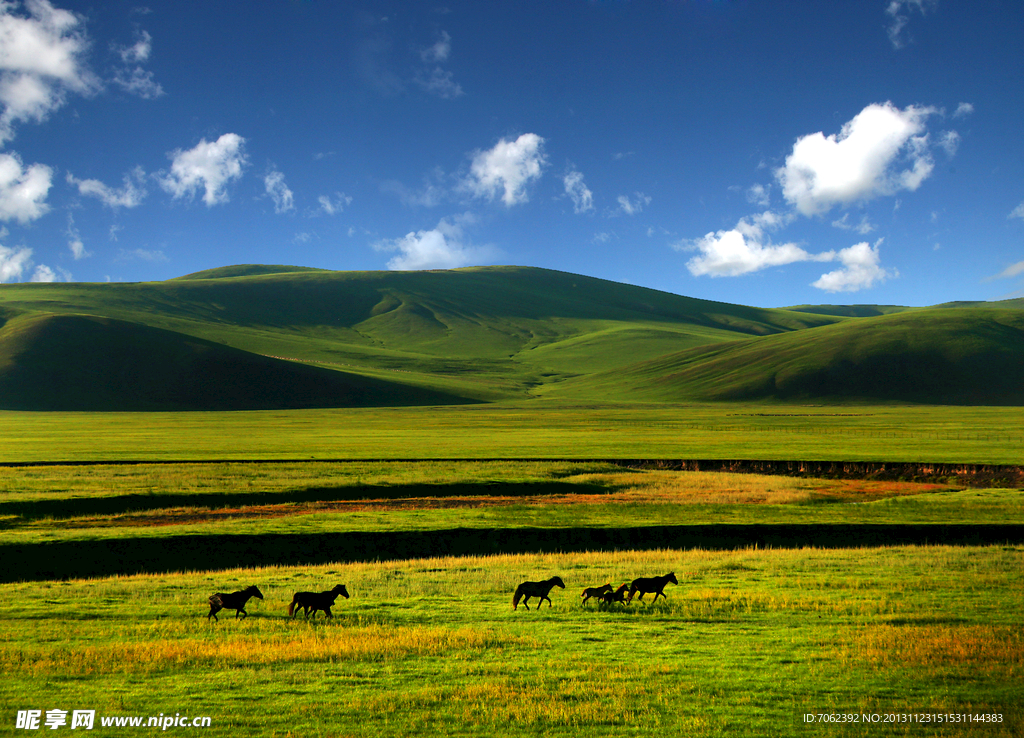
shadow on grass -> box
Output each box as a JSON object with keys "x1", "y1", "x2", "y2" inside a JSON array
[
  {"x1": 5, "y1": 523, "x2": 1024, "y2": 583},
  {"x1": 0, "y1": 481, "x2": 614, "y2": 521}
]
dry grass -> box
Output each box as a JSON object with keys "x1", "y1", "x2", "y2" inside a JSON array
[{"x1": 1, "y1": 622, "x2": 529, "y2": 676}]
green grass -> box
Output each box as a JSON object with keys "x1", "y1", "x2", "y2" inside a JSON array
[
  {"x1": 1, "y1": 403, "x2": 1021, "y2": 463},
  {"x1": 1, "y1": 546, "x2": 1021, "y2": 736}
]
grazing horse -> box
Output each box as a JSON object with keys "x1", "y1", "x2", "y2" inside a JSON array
[
  {"x1": 288, "y1": 584, "x2": 350, "y2": 619},
  {"x1": 207, "y1": 585, "x2": 263, "y2": 621},
  {"x1": 600, "y1": 583, "x2": 630, "y2": 605},
  {"x1": 580, "y1": 583, "x2": 612, "y2": 604},
  {"x1": 512, "y1": 576, "x2": 565, "y2": 610},
  {"x1": 626, "y1": 572, "x2": 678, "y2": 603}
]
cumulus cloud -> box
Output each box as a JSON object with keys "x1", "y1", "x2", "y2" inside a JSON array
[
  {"x1": 29, "y1": 262, "x2": 54, "y2": 281},
  {"x1": 812, "y1": 240, "x2": 895, "y2": 292},
  {"x1": 775, "y1": 102, "x2": 938, "y2": 217},
  {"x1": 159, "y1": 133, "x2": 247, "y2": 206},
  {"x1": 373, "y1": 215, "x2": 498, "y2": 270},
  {"x1": 885, "y1": 0, "x2": 936, "y2": 49},
  {"x1": 264, "y1": 169, "x2": 293, "y2": 213},
  {"x1": 0, "y1": 150, "x2": 51, "y2": 222},
  {"x1": 682, "y1": 213, "x2": 829, "y2": 278},
  {"x1": 0, "y1": 241, "x2": 31, "y2": 281},
  {"x1": 0, "y1": 0, "x2": 100, "y2": 143},
  {"x1": 563, "y1": 169, "x2": 593, "y2": 213},
  {"x1": 463, "y1": 133, "x2": 546, "y2": 207},
  {"x1": 66, "y1": 166, "x2": 146, "y2": 209},
  {"x1": 616, "y1": 192, "x2": 651, "y2": 216}
]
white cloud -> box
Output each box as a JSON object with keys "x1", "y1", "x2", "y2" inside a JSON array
[
  {"x1": 1009, "y1": 202, "x2": 1024, "y2": 221},
  {"x1": 746, "y1": 183, "x2": 770, "y2": 207},
  {"x1": 115, "y1": 28, "x2": 151, "y2": 64},
  {"x1": 66, "y1": 213, "x2": 88, "y2": 259},
  {"x1": 373, "y1": 215, "x2": 498, "y2": 270},
  {"x1": 264, "y1": 169, "x2": 294, "y2": 213},
  {"x1": 111, "y1": 65, "x2": 163, "y2": 99},
  {"x1": 563, "y1": 169, "x2": 593, "y2": 213},
  {"x1": 464, "y1": 133, "x2": 546, "y2": 206},
  {"x1": 991, "y1": 261, "x2": 1024, "y2": 280},
  {"x1": 421, "y1": 30, "x2": 451, "y2": 63},
  {"x1": 0, "y1": 0, "x2": 98, "y2": 143},
  {"x1": 0, "y1": 150, "x2": 51, "y2": 222},
  {"x1": 938, "y1": 130, "x2": 960, "y2": 157},
  {"x1": 0, "y1": 242, "x2": 31, "y2": 281},
  {"x1": 775, "y1": 102, "x2": 938, "y2": 217},
  {"x1": 812, "y1": 240, "x2": 896, "y2": 292},
  {"x1": 415, "y1": 66, "x2": 463, "y2": 99},
  {"x1": 831, "y1": 212, "x2": 875, "y2": 234},
  {"x1": 29, "y1": 262, "x2": 54, "y2": 281},
  {"x1": 616, "y1": 192, "x2": 651, "y2": 216},
  {"x1": 953, "y1": 102, "x2": 974, "y2": 119},
  {"x1": 886, "y1": 0, "x2": 936, "y2": 49},
  {"x1": 159, "y1": 133, "x2": 247, "y2": 206},
  {"x1": 67, "y1": 166, "x2": 147, "y2": 209},
  {"x1": 317, "y1": 192, "x2": 352, "y2": 215},
  {"x1": 683, "y1": 229, "x2": 826, "y2": 278}
]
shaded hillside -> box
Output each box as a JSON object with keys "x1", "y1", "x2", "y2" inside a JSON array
[
  {"x1": 546, "y1": 309, "x2": 1024, "y2": 405},
  {"x1": 0, "y1": 313, "x2": 470, "y2": 411}
]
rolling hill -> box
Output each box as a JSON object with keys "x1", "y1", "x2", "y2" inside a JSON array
[{"x1": 0, "y1": 264, "x2": 1021, "y2": 408}]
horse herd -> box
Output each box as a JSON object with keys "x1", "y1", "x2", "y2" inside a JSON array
[{"x1": 206, "y1": 572, "x2": 678, "y2": 621}]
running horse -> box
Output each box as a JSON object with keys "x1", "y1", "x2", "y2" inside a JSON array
[
  {"x1": 626, "y1": 572, "x2": 678, "y2": 603},
  {"x1": 580, "y1": 583, "x2": 612, "y2": 604},
  {"x1": 512, "y1": 576, "x2": 565, "y2": 610},
  {"x1": 600, "y1": 583, "x2": 630, "y2": 604},
  {"x1": 288, "y1": 584, "x2": 350, "y2": 619},
  {"x1": 207, "y1": 585, "x2": 264, "y2": 621}
]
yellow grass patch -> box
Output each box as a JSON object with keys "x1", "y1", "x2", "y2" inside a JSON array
[
  {"x1": 1, "y1": 623, "x2": 529, "y2": 675},
  {"x1": 831, "y1": 623, "x2": 1024, "y2": 677}
]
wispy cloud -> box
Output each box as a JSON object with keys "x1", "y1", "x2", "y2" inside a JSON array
[
  {"x1": 885, "y1": 0, "x2": 937, "y2": 49},
  {"x1": 264, "y1": 168, "x2": 294, "y2": 213},
  {"x1": 615, "y1": 192, "x2": 650, "y2": 216},
  {"x1": 563, "y1": 168, "x2": 593, "y2": 214},
  {"x1": 67, "y1": 166, "x2": 147, "y2": 209}
]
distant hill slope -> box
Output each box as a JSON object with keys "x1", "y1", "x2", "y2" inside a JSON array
[
  {"x1": 545, "y1": 308, "x2": 1024, "y2": 405},
  {"x1": 0, "y1": 265, "x2": 1020, "y2": 408},
  {"x1": 0, "y1": 313, "x2": 470, "y2": 410}
]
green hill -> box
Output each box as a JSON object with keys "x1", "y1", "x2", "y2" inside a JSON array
[
  {"x1": 544, "y1": 308, "x2": 1024, "y2": 405},
  {"x1": 0, "y1": 313, "x2": 469, "y2": 411},
  {"x1": 0, "y1": 265, "x2": 1020, "y2": 408}
]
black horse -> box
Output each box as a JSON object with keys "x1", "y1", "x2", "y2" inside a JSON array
[
  {"x1": 580, "y1": 583, "x2": 612, "y2": 604},
  {"x1": 626, "y1": 572, "x2": 678, "y2": 603},
  {"x1": 207, "y1": 585, "x2": 263, "y2": 621},
  {"x1": 600, "y1": 583, "x2": 630, "y2": 605},
  {"x1": 512, "y1": 576, "x2": 565, "y2": 610},
  {"x1": 288, "y1": 584, "x2": 350, "y2": 619}
]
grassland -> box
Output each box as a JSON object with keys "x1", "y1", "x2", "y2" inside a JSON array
[
  {"x1": 2, "y1": 264, "x2": 1022, "y2": 735},
  {"x1": 1, "y1": 546, "x2": 1021, "y2": 736}
]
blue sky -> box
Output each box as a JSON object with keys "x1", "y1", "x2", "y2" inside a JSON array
[{"x1": 0, "y1": 0, "x2": 1021, "y2": 307}]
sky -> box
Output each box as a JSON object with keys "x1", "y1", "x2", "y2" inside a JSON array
[{"x1": 0, "y1": 0, "x2": 1022, "y2": 308}]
